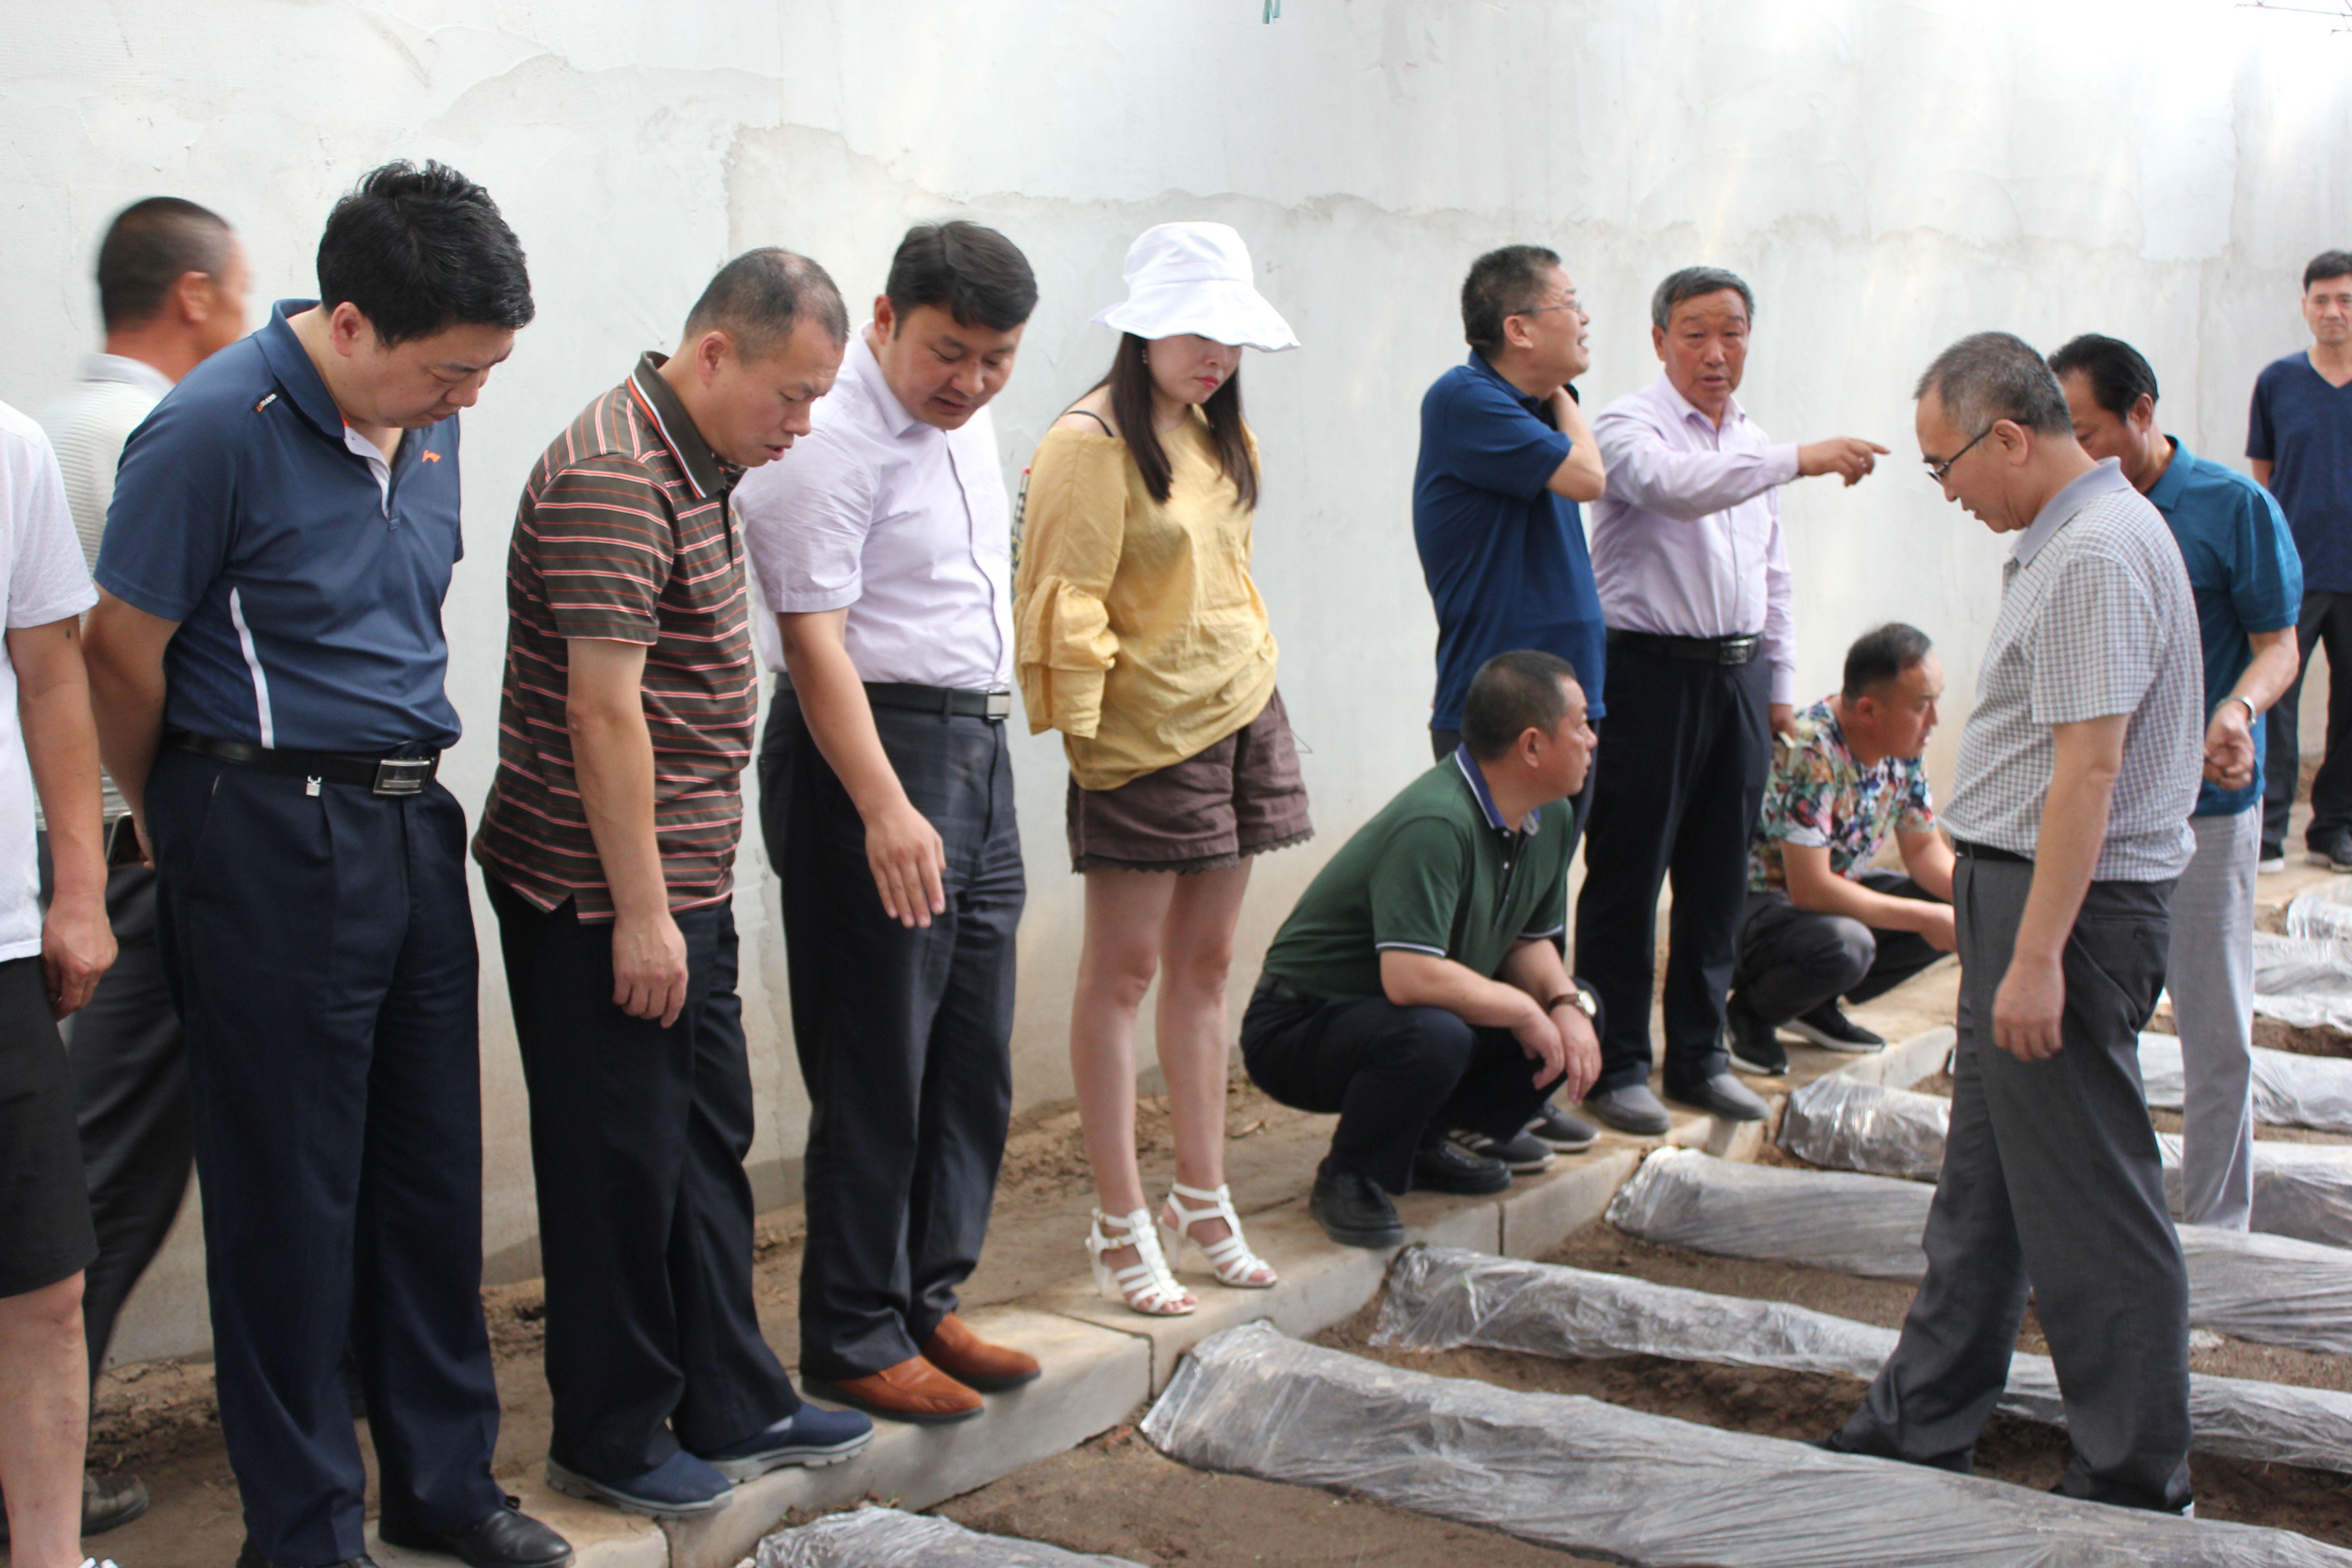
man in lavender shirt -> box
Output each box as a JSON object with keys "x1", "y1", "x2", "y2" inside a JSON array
[{"x1": 1573, "y1": 266, "x2": 1888, "y2": 1134}]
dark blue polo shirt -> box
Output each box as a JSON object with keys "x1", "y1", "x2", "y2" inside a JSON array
[
  {"x1": 2146, "y1": 438, "x2": 2303, "y2": 817},
  {"x1": 2248, "y1": 352, "x2": 2352, "y2": 593},
  {"x1": 1412, "y1": 352, "x2": 1607, "y2": 732},
  {"x1": 97, "y1": 300, "x2": 466, "y2": 752}
]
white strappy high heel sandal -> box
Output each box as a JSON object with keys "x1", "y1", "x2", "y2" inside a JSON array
[
  {"x1": 1086, "y1": 1206, "x2": 1196, "y2": 1316},
  {"x1": 1157, "y1": 1181, "x2": 1278, "y2": 1289}
]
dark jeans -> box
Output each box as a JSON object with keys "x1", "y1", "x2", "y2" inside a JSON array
[
  {"x1": 2264, "y1": 588, "x2": 2352, "y2": 850},
  {"x1": 1836, "y1": 860, "x2": 2190, "y2": 1512},
  {"x1": 488, "y1": 880, "x2": 797, "y2": 1481},
  {"x1": 759, "y1": 686, "x2": 1024, "y2": 1382},
  {"x1": 35, "y1": 843, "x2": 193, "y2": 1383},
  {"x1": 1240, "y1": 983, "x2": 1568, "y2": 1193},
  {"x1": 144, "y1": 747, "x2": 503, "y2": 1565},
  {"x1": 1574, "y1": 643, "x2": 1773, "y2": 1097},
  {"x1": 1731, "y1": 871, "x2": 1946, "y2": 1026}
]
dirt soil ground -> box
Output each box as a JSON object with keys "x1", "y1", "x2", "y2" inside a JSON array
[{"x1": 934, "y1": 1424, "x2": 1616, "y2": 1567}]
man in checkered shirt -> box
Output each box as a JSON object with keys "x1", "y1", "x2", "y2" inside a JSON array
[{"x1": 1828, "y1": 333, "x2": 2204, "y2": 1516}]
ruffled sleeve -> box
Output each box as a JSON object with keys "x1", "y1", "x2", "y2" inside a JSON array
[{"x1": 1014, "y1": 427, "x2": 1129, "y2": 738}]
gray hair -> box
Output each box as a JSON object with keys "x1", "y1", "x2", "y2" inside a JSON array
[
  {"x1": 1913, "y1": 331, "x2": 2071, "y2": 436},
  {"x1": 1650, "y1": 266, "x2": 1754, "y2": 331}
]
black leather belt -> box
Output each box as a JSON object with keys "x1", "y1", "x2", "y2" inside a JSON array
[
  {"x1": 167, "y1": 731, "x2": 440, "y2": 796},
  {"x1": 1608, "y1": 629, "x2": 1762, "y2": 666},
  {"x1": 1953, "y1": 838, "x2": 2032, "y2": 865},
  {"x1": 779, "y1": 676, "x2": 1013, "y2": 722}
]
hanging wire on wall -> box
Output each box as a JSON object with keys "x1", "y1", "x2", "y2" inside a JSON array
[
  {"x1": 2237, "y1": 0, "x2": 2352, "y2": 24},
  {"x1": 1264, "y1": 0, "x2": 1282, "y2": 20}
]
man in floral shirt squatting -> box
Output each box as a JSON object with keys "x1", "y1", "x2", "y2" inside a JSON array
[{"x1": 1726, "y1": 622, "x2": 1957, "y2": 1076}]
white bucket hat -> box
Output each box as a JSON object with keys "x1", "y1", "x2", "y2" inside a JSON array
[{"x1": 1091, "y1": 222, "x2": 1299, "y2": 353}]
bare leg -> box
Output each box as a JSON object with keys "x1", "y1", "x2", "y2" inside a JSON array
[
  {"x1": 1154, "y1": 864, "x2": 1269, "y2": 1279},
  {"x1": 1069, "y1": 868, "x2": 1191, "y2": 1305},
  {"x1": 0, "y1": 1272, "x2": 89, "y2": 1568}
]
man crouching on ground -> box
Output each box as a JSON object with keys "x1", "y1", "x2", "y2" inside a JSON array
[{"x1": 1240, "y1": 651, "x2": 1602, "y2": 1248}]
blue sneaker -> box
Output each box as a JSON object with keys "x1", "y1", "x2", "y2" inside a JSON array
[
  {"x1": 544, "y1": 1450, "x2": 731, "y2": 1519},
  {"x1": 696, "y1": 1404, "x2": 873, "y2": 1481}
]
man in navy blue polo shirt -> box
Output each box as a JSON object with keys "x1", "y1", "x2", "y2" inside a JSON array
[
  {"x1": 2055, "y1": 334, "x2": 2301, "y2": 1232},
  {"x1": 83, "y1": 164, "x2": 566, "y2": 1568},
  {"x1": 2253, "y1": 250, "x2": 2352, "y2": 868},
  {"x1": 1411, "y1": 245, "x2": 1608, "y2": 1161}
]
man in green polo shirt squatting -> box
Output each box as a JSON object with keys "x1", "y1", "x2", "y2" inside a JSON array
[{"x1": 1240, "y1": 650, "x2": 1603, "y2": 1246}]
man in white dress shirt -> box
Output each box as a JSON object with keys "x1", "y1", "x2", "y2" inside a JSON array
[
  {"x1": 1574, "y1": 265, "x2": 1888, "y2": 1134},
  {"x1": 26, "y1": 196, "x2": 245, "y2": 1543},
  {"x1": 736, "y1": 222, "x2": 1042, "y2": 1425}
]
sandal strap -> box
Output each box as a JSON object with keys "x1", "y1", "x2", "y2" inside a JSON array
[
  {"x1": 1090, "y1": 1206, "x2": 1189, "y2": 1311},
  {"x1": 1161, "y1": 1183, "x2": 1274, "y2": 1284}
]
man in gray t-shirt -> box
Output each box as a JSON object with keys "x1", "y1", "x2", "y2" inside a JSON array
[{"x1": 1828, "y1": 333, "x2": 2204, "y2": 1517}]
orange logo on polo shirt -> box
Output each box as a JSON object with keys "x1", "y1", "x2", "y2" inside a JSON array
[{"x1": 420, "y1": 450, "x2": 442, "y2": 462}]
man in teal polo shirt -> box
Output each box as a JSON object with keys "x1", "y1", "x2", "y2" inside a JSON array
[
  {"x1": 2054, "y1": 333, "x2": 2302, "y2": 1231},
  {"x1": 1240, "y1": 651, "x2": 1602, "y2": 1247}
]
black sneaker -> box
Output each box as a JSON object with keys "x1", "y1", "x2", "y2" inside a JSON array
[
  {"x1": 2259, "y1": 842, "x2": 2287, "y2": 873},
  {"x1": 1411, "y1": 1138, "x2": 1513, "y2": 1195},
  {"x1": 1725, "y1": 997, "x2": 1788, "y2": 1077},
  {"x1": 1445, "y1": 1126, "x2": 1554, "y2": 1174},
  {"x1": 1785, "y1": 1001, "x2": 1885, "y2": 1054},
  {"x1": 1308, "y1": 1161, "x2": 1405, "y2": 1248},
  {"x1": 1525, "y1": 1102, "x2": 1598, "y2": 1152},
  {"x1": 2309, "y1": 827, "x2": 2352, "y2": 871}
]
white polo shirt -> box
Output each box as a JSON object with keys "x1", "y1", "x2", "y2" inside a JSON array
[
  {"x1": 736, "y1": 326, "x2": 1013, "y2": 691},
  {"x1": 0, "y1": 403, "x2": 103, "y2": 959}
]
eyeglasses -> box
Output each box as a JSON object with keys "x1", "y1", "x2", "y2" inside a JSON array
[
  {"x1": 1516, "y1": 298, "x2": 1585, "y2": 320},
  {"x1": 1924, "y1": 423, "x2": 1995, "y2": 484}
]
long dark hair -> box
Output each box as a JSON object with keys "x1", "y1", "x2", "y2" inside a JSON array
[{"x1": 1095, "y1": 333, "x2": 1259, "y2": 510}]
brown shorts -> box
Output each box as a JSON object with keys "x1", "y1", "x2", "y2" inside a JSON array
[{"x1": 1068, "y1": 689, "x2": 1314, "y2": 873}]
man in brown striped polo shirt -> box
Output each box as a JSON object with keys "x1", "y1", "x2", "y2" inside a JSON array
[{"x1": 473, "y1": 249, "x2": 871, "y2": 1520}]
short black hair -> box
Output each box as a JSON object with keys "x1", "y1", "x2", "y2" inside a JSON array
[
  {"x1": 681, "y1": 248, "x2": 849, "y2": 362},
  {"x1": 2306, "y1": 251, "x2": 2352, "y2": 293},
  {"x1": 1461, "y1": 245, "x2": 1562, "y2": 355},
  {"x1": 1914, "y1": 331, "x2": 2072, "y2": 437},
  {"x1": 315, "y1": 161, "x2": 534, "y2": 346},
  {"x1": 1651, "y1": 266, "x2": 1754, "y2": 331},
  {"x1": 2047, "y1": 333, "x2": 2159, "y2": 421},
  {"x1": 1462, "y1": 649, "x2": 1580, "y2": 760},
  {"x1": 96, "y1": 197, "x2": 235, "y2": 332},
  {"x1": 885, "y1": 221, "x2": 1036, "y2": 333},
  {"x1": 1842, "y1": 623, "x2": 1933, "y2": 701}
]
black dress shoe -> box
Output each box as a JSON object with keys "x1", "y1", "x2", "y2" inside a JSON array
[
  {"x1": 1410, "y1": 1138, "x2": 1512, "y2": 1195},
  {"x1": 2309, "y1": 827, "x2": 2352, "y2": 871},
  {"x1": 1308, "y1": 1161, "x2": 1405, "y2": 1247},
  {"x1": 379, "y1": 1497, "x2": 574, "y2": 1568}
]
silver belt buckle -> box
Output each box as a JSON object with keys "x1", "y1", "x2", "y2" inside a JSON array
[
  {"x1": 372, "y1": 757, "x2": 433, "y2": 796},
  {"x1": 1720, "y1": 636, "x2": 1758, "y2": 666},
  {"x1": 984, "y1": 690, "x2": 1014, "y2": 720}
]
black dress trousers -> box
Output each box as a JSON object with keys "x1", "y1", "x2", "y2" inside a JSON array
[
  {"x1": 759, "y1": 687, "x2": 1024, "y2": 1384},
  {"x1": 1573, "y1": 642, "x2": 1773, "y2": 1098},
  {"x1": 143, "y1": 747, "x2": 505, "y2": 1568},
  {"x1": 489, "y1": 880, "x2": 799, "y2": 1481}
]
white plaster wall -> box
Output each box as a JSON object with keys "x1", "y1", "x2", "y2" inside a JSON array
[{"x1": 5, "y1": 0, "x2": 2347, "y2": 1365}]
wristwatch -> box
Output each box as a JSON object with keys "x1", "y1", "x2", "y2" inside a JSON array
[
  {"x1": 1547, "y1": 982, "x2": 1599, "y2": 1018},
  {"x1": 2230, "y1": 694, "x2": 2258, "y2": 725}
]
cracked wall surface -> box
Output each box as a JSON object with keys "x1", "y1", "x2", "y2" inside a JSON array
[{"x1": 4, "y1": 0, "x2": 2347, "y2": 1366}]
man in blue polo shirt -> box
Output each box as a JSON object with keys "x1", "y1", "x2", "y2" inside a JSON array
[
  {"x1": 83, "y1": 164, "x2": 566, "y2": 1568},
  {"x1": 1412, "y1": 246, "x2": 1607, "y2": 1161},
  {"x1": 2254, "y1": 250, "x2": 2352, "y2": 868},
  {"x1": 2055, "y1": 333, "x2": 2302, "y2": 1232}
]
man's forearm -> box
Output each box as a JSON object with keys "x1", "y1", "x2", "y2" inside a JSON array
[
  {"x1": 20, "y1": 676, "x2": 106, "y2": 905},
  {"x1": 779, "y1": 618, "x2": 910, "y2": 823},
  {"x1": 2013, "y1": 766, "x2": 2116, "y2": 965},
  {"x1": 2233, "y1": 631, "x2": 2300, "y2": 716},
  {"x1": 1382, "y1": 950, "x2": 1547, "y2": 1028},
  {"x1": 1498, "y1": 937, "x2": 1574, "y2": 1002},
  {"x1": 85, "y1": 633, "x2": 166, "y2": 821},
  {"x1": 1790, "y1": 870, "x2": 1940, "y2": 932},
  {"x1": 569, "y1": 706, "x2": 670, "y2": 919}
]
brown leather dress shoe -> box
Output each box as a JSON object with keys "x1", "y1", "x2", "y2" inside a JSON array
[
  {"x1": 921, "y1": 1312, "x2": 1042, "y2": 1393},
  {"x1": 804, "y1": 1356, "x2": 984, "y2": 1424}
]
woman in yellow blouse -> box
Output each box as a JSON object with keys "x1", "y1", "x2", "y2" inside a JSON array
[{"x1": 1015, "y1": 223, "x2": 1310, "y2": 1316}]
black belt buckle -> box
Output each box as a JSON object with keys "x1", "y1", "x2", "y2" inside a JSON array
[
  {"x1": 1719, "y1": 635, "x2": 1760, "y2": 666},
  {"x1": 371, "y1": 757, "x2": 434, "y2": 797}
]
